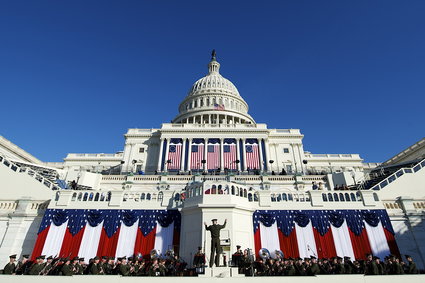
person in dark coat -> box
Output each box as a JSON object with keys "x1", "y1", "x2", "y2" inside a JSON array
[
  {"x1": 308, "y1": 256, "x2": 320, "y2": 275},
  {"x1": 204, "y1": 218, "x2": 227, "y2": 267},
  {"x1": 89, "y1": 256, "x2": 102, "y2": 275},
  {"x1": 15, "y1": 254, "x2": 31, "y2": 275},
  {"x1": 28, "y1": 256, "x2": 45, "y2": 275},
  {"x1": 405, "y1": 255, "x2": 418, "y2": 274},
  {"x1": 2, "y1": 254, "x2": 17, "y2": 274},
  {"x1": 61, "y1": 258, "x2": 74, "y2": 276}
]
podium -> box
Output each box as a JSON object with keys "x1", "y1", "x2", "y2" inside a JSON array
[{"x1": 199, "y1": 267, "x2": 244, "y2": 278}]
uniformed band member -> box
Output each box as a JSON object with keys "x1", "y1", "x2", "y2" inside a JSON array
[
  {"x1": 193, "y1": 246, "x2": 206, "y2": 268},
  {"x1": 204, "y1": 218, "x2": 227, "y2": 267},
  {"x1": 405, "y1": 255, "x2": 418, "y2": 274},
  {"x1": 232, "y1": 245, "x2": 243, "y2": 267},
  {"x1": 2, "y1": 254, "x2": 17, "y2": 274}
]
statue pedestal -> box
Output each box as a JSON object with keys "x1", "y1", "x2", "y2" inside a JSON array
[{"x1": 199, "y1": 267, "x2": 244, "y2": 278}]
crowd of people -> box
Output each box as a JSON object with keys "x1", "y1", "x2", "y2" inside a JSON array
[
  {"x1": 1, "y1": 254, "x2": 188, "y2": 276},
  {"x1": 2, "y1": 250, "x2": 420, "y2": 276},
  {"x1": 231, "y1": 249, "x2": 419, "y2": 276}
]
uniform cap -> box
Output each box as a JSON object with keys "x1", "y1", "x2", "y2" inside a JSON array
[
  {"x1": 93, "y1": 256, "x2": 100, "y2": 260},
  {"x1": 79, "y1": 258, "x2": 85, "y2": 262},
  {"x1": 72, "y1": 257, "x2": 79, "y2": 261},
  {"x1": 22, "y1": 255, "x2": 29, "y2": 259},
  {"x1": 211, "y1": 219, "x2": 218, "y2": 221},
  {"x1": 236, "y1": 245, "x2": 241, "y2": 249},
  {"x1": 47, "y1": 256, "x2": 53, "y2": 260},
  {"x1": 9, "y1": 254, "x2": 17, "y2": 259}
]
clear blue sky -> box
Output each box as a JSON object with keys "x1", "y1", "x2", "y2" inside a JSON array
[{"x1": 1, "y1": 1, "x2": 424, "y2": 163}]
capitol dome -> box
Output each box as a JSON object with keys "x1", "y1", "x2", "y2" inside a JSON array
[{"x1": 172, "y1": 51, "x2": 256, "y2": 125}]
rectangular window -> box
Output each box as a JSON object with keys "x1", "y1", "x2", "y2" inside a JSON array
[
  {"x1": 283, "y1": 148, "x2": 290, "y2": 153},
  {"x1": 139, "y1": 148, "x2": 145, "y2": 153}
]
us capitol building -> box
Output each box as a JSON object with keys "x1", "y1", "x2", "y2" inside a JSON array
[{"x1": 0, "y1": 51, "x2": 424, "y2": 280}]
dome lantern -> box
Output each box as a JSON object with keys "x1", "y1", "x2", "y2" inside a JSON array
[{"x1": 172, "y1": 51, "x2": 255, "y2": 125}]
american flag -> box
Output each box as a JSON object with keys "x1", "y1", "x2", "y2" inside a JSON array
[
  {"x1": 214, "y1": 103, "x2": 225, "y2": 110},
  {"x1": 190, "y1": 141, "x2": 204, "y2": 170},
  {"x1": 167, "y1": 141, "x2": 182, "y2": 170},
  {"x1": 207, "y1": 144, "x2": 220, "y2": 170},
  {"x1": 223, "y1": 141, "x2": 237, "y2": 170},
  {"x1": 246, "y1": 143, "x2": 260, "y2": 169}
]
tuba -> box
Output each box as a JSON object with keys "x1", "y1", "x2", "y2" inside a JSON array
[
  {"x1": 274, "y1": 250, "x2": 284, "y2": 260},
  {"x1": 259, "y1": 248, "x2": 271, "y2": 260},
  {"x1": 150, "y1": 249, "x2": 159, "y2": 259},
  {"x1": 165, "y1": 249, "x2": 175, "y2": 259}
]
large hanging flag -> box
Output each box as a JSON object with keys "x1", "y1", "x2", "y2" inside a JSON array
[
  {"x1": 253, "y1": 209, "x2": 400, "y2": 261},
  {"x1": 223, "y1": 139, "x2": 237, "y2": 170},
  {"x1": 167, "y1": 139, "x2": 182, "y2": 170},
  {"x1": 31, "y1": 209, "x2": 181, "y2": 263},
  {"x1": 245, "y1": 139, "x2": 260, "y2": 169},
  {"x1": 207, "y1": 139, "x2": 220, "y2": 170},
  {"x1": 190, "y1": 139, "x2": 204, "y2": 170}
]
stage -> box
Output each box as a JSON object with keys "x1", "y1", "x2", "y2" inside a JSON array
[{"x1": 0, "y1": 274, "x2": 424, "y2": 283}]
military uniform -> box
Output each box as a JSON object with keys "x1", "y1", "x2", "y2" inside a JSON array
[
  {"x1": 90, "y1": 262, "x2": 102, "y2": 275},
  {"x1": 2, "y1": 262, "x2": 16, "y2": 274},
  {"x1": 119, "y1": 262, "x2": 131, "y2": 276},
  {"x1": 61, "y1": 263, "x2": 74, "y2": 276},
  {"x1": 205, "y1": 219, "x2": 226, "y2": 267},
  {"x1": 28, "y1": 262, "x2": 44, "y2": 275}
]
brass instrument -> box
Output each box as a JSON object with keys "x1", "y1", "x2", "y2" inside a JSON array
[
  {"x1": 274, "y1": 250, "x2": 284, "y2": 260},
  {"x1": 259, "y1": 248, "x2": 271, "y2": 260},
  {"x1": 150, "y1": 249, "x2": 159, "y2": 259}
]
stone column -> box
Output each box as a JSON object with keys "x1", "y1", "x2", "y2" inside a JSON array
[
  {"x1": 258, "y1": 139, "x2": 264, "y2": 172},
  {"x1": 265, "y1": 140, "x2": 271, "y2": 172},
  {"x1": 220, "y1": 138, "x2": 224, "y2": 170},
  {"x1": 164, "y1": 140, "x2": 170, "y2": 171},
  {"x1": 204, "y1": 138, "x2": 208, "y2": 172},
  {"x1": 157, "y1": 138, "x2": 164, "y2": 172},
  {"x1": 181, "y1": 138, "x2": 187, "y2": 172},
  {"x1": 187, "y1": 138, "x2": 192, "y2": 171},
  {"x1": 242, "y1": 138, "x2": 247, "y2": 171},
  {"x1": 236, "y1": 139, "x2": 241, "y2": 171}
]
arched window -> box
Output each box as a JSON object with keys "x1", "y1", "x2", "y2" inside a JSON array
[
  {"x1": 239, "y1": 188, "x2": 243, "y2": 197},
  {"x1": 356, "y1": 192, "x2": 361, "y2": 201},
  {"x1": 212, "y1": 185, "x2": 217, "y2": 194},
  {"x1": 94, "y1": 193, "x2": 100, "y2": 201},
  {"x1": 77, "y1": 193, "x2": 83, "y2": 201},
  {"x1": 158, "y1": 192, "x2": 163, "y2": 202},
  {"x1": 271, "y1": 194, "x2": 276, "y2": 202},
  {"x1": 71, "y1": 193, "x2": 77, "y2": 201},
  {"x1": 350, "y1": 193, "x2": 356, "y2": 201},
  {"x1": 254, "y1": 193, "x2": 259, "y2": 202},
  {"x1": 345, "y1": 193, "x2": 350, "y2": 202},
  {"x1": 231, "y1": 186, "x2": 235, "y2": 195},
  {"x1": 146, "y1": 193, "x2": 151, "y2": 200},
  {"x1": 288, "y1": 194, "x2": 293, "y2": 201},
  {"x1": 55, "y1": 192, "x2": 60, "y2": 201},
  {"x1": 333, "y1": 193, "x2": 339, "y2": 201},
  {"x1": 322, "y1": 194, "x2": 328, "y2": 201},
  {"x1": 100, "y1": 193, "x2": 106, "y2": 201},
  {"x1": 89, "y1": 192, "x2": 94, "y2": 201},
  {"x1": 282, "y1": 193, "x2": 287, "y2": 201},
  {"x1": 339, "y1": 193, "x2": 344, "y2": 202},
  {"x1": 83, "y1": 192, "x2": 88, "y2": 201},
  {"x1": 277, "y1": 194, "x2": 282, "y2": 202},
  {"x1": 373, "y1": 193, "x2": 379, "y2": 201},
  {"x1": 141, "y1": 193, "x2": 145, "y2": 200},
  {"x1": 328, "y1": 193, "x2": 333, "y2": 202},
  {"x1": 248, "y1": 193, "x2": 253, "y2": 202},
  {"x1": 244, "y1": 189, "x2": 247, "y2": 198},
  {"x1": 235, "y1": 187, "x2": 239, "y2": 196},
  {"x1": 218, "y1": 185, "x2": 223, "y2": 194}
]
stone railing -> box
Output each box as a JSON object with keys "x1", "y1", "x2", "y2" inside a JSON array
[
  {"x1": 0, "y1": 155, "x2": 61, "y2": 191},
  {"x1": 370, "y1": 158, "x2": 425, "y2": 191}
]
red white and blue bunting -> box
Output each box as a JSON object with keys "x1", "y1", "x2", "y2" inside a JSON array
[
  {"x1": 253, "y1": 209, "x2": 399, "y2": 260},
  {"x1": 32, "y1": 209, "x2": 180, "y2": 263}
]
